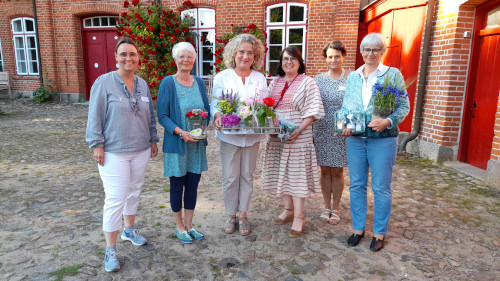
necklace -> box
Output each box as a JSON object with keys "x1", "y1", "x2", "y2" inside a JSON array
[
  {"x1": 273, "y1": 74, "x2": 300, "y2": 109},
  {"x1": 115, "y1": 72, "x2": 140, "y2": 116}
]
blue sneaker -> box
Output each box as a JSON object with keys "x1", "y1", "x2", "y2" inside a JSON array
[
  {"x1": 104, "y1": 250, "x2": 120, "y2": 272},
  {"x1": 175, "y1": 229, "x2": 193, "y2": 244},
  {"x1": 121, "y1": 228, "x2": 147, "y2": 246},
  {"x1": 188, "y1": 228, "x2": 204, "y2": 240}
]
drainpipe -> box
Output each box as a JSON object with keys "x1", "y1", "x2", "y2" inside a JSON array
[
  {"x1": 399, "y1": 0, "x2": 436, "y2": 152},
  {"x1": 32, "y1": 0, "x2": 43, "y2": 85}
]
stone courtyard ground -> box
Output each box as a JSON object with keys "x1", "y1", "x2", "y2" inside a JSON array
[{"x1": 0, "y1": 99, "x2": 499, "y2": 281}]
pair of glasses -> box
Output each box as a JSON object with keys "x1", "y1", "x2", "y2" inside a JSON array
[
  {"x1": 118, "y1": 53, "x2": 138, "y2": 60},
  {"x1": 363, "y1": 48, "x2": 381, "y2": 55},
  {"x1": 282, "y1": 57, "x2": 298, "y2": 63},
  {"x1": 178, "y1": 55, "x2": 195, "y2": 60}
]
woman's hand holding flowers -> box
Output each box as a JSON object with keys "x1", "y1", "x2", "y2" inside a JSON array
[{"x1": 368, "y1": 118, "x2": 391, "y2": 132}]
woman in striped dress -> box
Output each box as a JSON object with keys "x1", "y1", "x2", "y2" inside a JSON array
[{"x1": 262, "y1": 46, "x2": 325, "y2": 238}]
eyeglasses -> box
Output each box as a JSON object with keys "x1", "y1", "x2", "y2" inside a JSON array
[
  {"x1": 363, "y1": 48, "x2": 381, "y2": 55},
  {"x1": 282, "y1": 57, "x2": 298, "y2": 63},
  {"x1": 178, "y1": 55, "x2": 195, "y2": 60},
  {"x1": 118, "y1": 52, "x2": 138, "y2": 60}
]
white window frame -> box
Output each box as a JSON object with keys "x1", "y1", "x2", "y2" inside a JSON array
[
  {"x1": 11, "y1": 17, "x2": 39, "y2": 75},
  {"x1": 181, "y1": 8, "x2": 216, "y2": 78},
  {"x1": 83, "y1": 16, "x2": 117, "y2": 28},
  {"x1": 265, "y1": 3, "x2": 308, "y2": 76},
  {"x1": 0, "y1": 39, "x2": 4, "y2": 72}
]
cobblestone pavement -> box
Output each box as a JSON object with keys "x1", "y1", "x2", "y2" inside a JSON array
[{"x1": 0, "y1": 100, "x2": 499, "y2": 281}]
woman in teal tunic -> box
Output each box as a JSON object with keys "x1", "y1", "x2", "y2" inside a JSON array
[{"x1": 157, "y1": 42, "x2": 210, "y2": 244}]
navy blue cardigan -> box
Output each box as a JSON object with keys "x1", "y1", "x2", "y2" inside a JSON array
[{"x1": 157, "y1": 75, "x2": 210, "y2": 154}]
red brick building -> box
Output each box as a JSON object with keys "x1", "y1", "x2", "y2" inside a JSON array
[{"x1": 0, "y1": 0, "x2": 499, "y2": 186}]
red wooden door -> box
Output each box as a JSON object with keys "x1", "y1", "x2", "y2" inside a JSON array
[
  {"x1": 460, "y1": 1, "x2": 500, "y2": 169},
  {"x1": 83, "y1": 30, "x2": 119, "y2": 99},
  {"x1": 358, "y1": 4, "x2": 426, "y2": 132}
]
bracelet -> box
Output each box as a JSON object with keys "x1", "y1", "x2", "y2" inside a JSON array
[
  {"x1": 179, "y1": 130, "x2": 183, "y2": 138},
  {"x1": 297, "y1": 127, "x2": 302, "y2": 134}
]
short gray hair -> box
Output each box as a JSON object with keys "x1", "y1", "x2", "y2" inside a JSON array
[
  {"x1": 222, "y1": 33, "x2": 265, "y2": 71},
  {"x1": 172, "y1": 42, "x2": 196, "y2": 60},
  {"x1": 360, "y1": 33, "x2": 387, "y2": 55}
]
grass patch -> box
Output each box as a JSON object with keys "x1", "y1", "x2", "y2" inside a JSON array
[
  {"x1": 163, "y1": 187, "x2": 170, "y2": 192},
  {"x1": 155, "y1": 222, "x2": 161, "y2": 226},
  {"x1": 159, "y1": 205, "x2": 165, "y2": 208},
  {"x1": 49, "y1": 264, "x2": 83, "y2": 281}
]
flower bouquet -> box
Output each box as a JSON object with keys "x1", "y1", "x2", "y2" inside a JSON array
[
  {"x1": 371, "y1": 75, "x2": 414, "y2": 121},
  {"x1": 335, "y1": 107, "x2": 365, "y2": 134},
  {"x1": 186, "y1": 109, "x2": 209, "y2": 139},
  {"x1": 218, "y1": 88, "x2": 280, "y2": 134}
]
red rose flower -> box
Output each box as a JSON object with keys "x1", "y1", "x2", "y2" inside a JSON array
[
  {"x1": 132, "y1": 0, "x2": 140, "y2": 6},
  {"x1": 162, "y1": 42, "x2": 166, "y2": 47},
  {"x1": 263, "y1": 97, "x2": 275, "y2": 107},
  {"x1": 186, "y1": 112, "x2": 194, "y2": 118},
  {"x1": 170, "y1": 36, "x2": 177, "y2": 43},
  {"x1": 124, "y1": 1, "x2": 130, "y2": 8}
]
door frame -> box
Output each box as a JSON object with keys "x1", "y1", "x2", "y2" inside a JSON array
[
  {"x1": 81, "y1": 19, "x2": 117, "y2": 100},
  {"x1": 458, "y1": 0, "x2": 500, "y2": 162}
]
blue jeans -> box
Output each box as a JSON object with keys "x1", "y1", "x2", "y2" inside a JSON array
[
  {"x1": 169, "y1": 172, "x2": 201, "y2": 212},
  {"x1": 346, "y1": 137, "x2": 397, "y2": 235}
]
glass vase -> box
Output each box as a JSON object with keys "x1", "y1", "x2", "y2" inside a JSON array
[
  {"x1": 372, "y1": 105, "x2": 393, "y2": 121},
  {"x1": 187, "y1": 118, "x2": 208, "y2": 140}
]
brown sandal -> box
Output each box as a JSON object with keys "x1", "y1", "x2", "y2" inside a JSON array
[
  {"x1": 289, "y1": 216, "x2": 305, "y2": 238},
  {"x1": 239, "y1": 217, "x2": 251, "y2": 236},
  {"x1": 274, "y1": 208, "x2": 294, "y2": 225},
  {"x1": 224, "y1": 215, "x2": 236, "y2": 234}
]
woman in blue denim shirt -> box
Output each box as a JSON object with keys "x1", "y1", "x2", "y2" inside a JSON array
[
  {"x1": 86, "y1": 37, "x2": 159, "y2": 272},
  {"x1": 340, "y1": 33, "x2": 410, "y2": 252}
]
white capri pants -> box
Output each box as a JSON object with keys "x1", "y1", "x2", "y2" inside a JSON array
[{"x1": 98, "y1": 148, "x2": 151, "y2": 232}]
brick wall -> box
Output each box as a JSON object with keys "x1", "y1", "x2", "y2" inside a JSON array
[
  {"x1": 420, "y1": 1, "x2": 474, "y2": 148},
  {"x1": 0, "y1": 0, "x2": 40, "y2": 92}
]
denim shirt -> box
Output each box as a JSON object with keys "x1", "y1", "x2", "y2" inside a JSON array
[
  {"x1": 342, "y1": 66, "x2": 410, "y2": 138},
  {"x1": 86, "y1": 71, "x2": 159, "y2": 153}
]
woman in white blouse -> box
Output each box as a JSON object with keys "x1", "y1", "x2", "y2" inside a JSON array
[{"x1": 210, "y1": 33, "x2": 267, "y2": 236}]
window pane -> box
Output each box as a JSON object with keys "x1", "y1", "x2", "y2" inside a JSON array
[
  {"x1": 270, "y1": 7, "x2": 284, "y2": 23},
  {"x1": 199, "y1": 10, "x2": 215, "y2": 27},
  {"x1": 270, "y1": 29, "x2": 282, "y2": 44},
  {"x1": 27, "y1": 36, "x2": 36, "y2": 48},
  {"x1": 102, "y1": 17, "x2": 109, "y2": 26},
  {"x1": 18, "y1": 61, "x2": 27, "y2": 74},
  {"x1": 289, "y1": 28, "x2": 303, "y2": 44},
  {"x1": 15, "y1": 37, "x2": 24, "y2": 48},
  {"x1": 191, "y1": 61, "x2": 197, "y2": 75},
  {"x1": 16, "y1": 49, "x2": 26, "y2": 61},
  {"x1": 25, "y1": 19, "x2": 35, "y2": 32},
  {"x1": 289, "y1": 5, "x2": 305, "y2": 22},
  {"x1": 30, "y1": 60, "x2": 38, "y2": 74},
  {"x1": 29, "y1": 49, "x2": 37, "y2": 61},
  {"x1": 269, "y1": 62, "x2": 279, "y2": 76},
  {"x1": 292, "y1": 44, "x2": 303, "y2": 55},
  {"x1": 84, "y1": 19, "x2": 91, "y2": 27},
  {"x1": 202, "y1": 62, "x2": 212, "y2": 76},
  {"x1": 270, "y1": 46, "x2": 282, "y2": 60},
  {"x1": 201, "y1": 31, "x2": 214, "y2": 46},
  {"x1": 182, "y1": 10, "x2": 196, "y2": 27},
  {"x1": 93, "y1": 18, "x2": 100, "y2": 26},
  {"x1": 109, "y1": 17, "x2": 116, "y2": 26},
  {"x1": 0, "y1": 65, "x2": 3, "y2": 72},
  {"x1": 202, "y1": 47, "x2": 213, "y2": 60},
  {"x1": 13, "y1": 19, "x2": 23, "y2": 32},
  {"x1": 487, "y1": 8, "x2": 500, "y2": 27}
]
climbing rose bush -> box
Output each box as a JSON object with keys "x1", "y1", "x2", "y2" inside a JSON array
[
  {"x1": 117, "y1": 0, "x2": 195, "y2": 98},
  {"x1": 213, "y1": 24, "x2": 267, "y2": 74}
]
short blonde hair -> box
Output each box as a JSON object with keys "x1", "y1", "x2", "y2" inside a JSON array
[{"x1": 222, "y1": 33, "x2": 265, "y2": 71}]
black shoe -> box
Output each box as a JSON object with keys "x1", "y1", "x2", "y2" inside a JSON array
[
  {"x1": 347, "y1": 232, "x2": 365, "y2": 246},
  {"x1": 370, "y1": 237, "x2": 385, "y2": 252}
]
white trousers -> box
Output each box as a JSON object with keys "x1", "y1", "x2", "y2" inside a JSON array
[
  {"x1": 98, "y1": 148, "x2": 151, "y2": 232},
  {"x1": 220, "y1": 141, "x2": 259, "y2": 215}
]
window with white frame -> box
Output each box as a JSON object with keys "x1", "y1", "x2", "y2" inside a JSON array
[
  {"x1": 83, "y1": 16, "x2": 117, "y2": 28},
  {"x1": 265, "y1": 3, "x2": 308, "y2": 76},
  {"x1": 0, "y1": 39, "x2": 4, "y2": 72},
  {"x1": 181, "y1": 8, "x2": 215, "y2": 77},
  {"x1": 11, "y1": 17, "x2": 39, "y2": 75}
]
